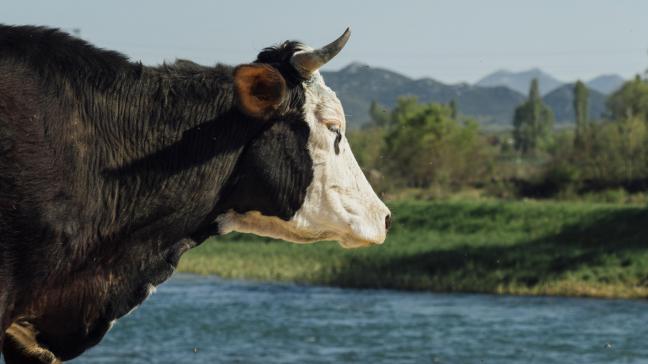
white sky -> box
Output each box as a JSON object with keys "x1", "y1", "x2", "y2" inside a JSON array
[{"x1": 2, "y1": 0, "x2": 647, "y2": 84}]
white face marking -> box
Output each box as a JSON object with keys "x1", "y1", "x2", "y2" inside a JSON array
[{"x1": 218, "y1": 72, "x2": 390, "y2": 248}]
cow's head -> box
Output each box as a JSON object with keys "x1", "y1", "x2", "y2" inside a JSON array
[{"x1": 218, "y1": 29, "x2": 391, "y2": 248}]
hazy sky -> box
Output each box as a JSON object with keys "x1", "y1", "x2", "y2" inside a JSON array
[{"x1": 2, "y1": 0, "x2": 647, "y2": 84}]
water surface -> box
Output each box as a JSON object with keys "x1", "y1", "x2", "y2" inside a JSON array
[{"x1": 33, "y1": 275, "x2": 648, "y2": 363}]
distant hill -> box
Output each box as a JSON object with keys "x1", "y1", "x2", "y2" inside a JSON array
[
  {"x1": 322, "y1": 63, "x2": 614, "y2": 128},
  {"x1": 586, "y1": 74, "x2": 625, "y2": 94},
  {"x1": 543, "y1": 84, "x2": 607, "y2": 123},
  {"x1": 322, "y1": 63, "x2": 525, "y2": 128},
  {"x1": 476, "y1": 68, "x2": 564, "y2": 95}
]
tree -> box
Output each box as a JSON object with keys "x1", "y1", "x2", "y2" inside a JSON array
[
  {"x1": 606, "y1": 75, "x2": 648, "y2": 121},
  {"x1": 449, "y1": 99, "x2": 458, "y2": 120},
  {"x1": 512, "y1": 78, "x2": 555, "y2": 155},
  {"x1": 584, "y1": 117, "x2": 648, "y2": 183},
  {"x1": 369, "y1": 100, "x2": 390, "y2": 126},
  {"x1": 382, "y1": 97, "x2": 492, "y2": 187},
  {"x1": 573, "y1": 80, "x2": 589, "y2": 147}
]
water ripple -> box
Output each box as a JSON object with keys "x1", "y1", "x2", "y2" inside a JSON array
[{"x1": 37, "y1": 274, "x2": 648, "y2": 364}]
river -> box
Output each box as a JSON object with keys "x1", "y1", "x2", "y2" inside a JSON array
[{"x1": 22, "y1": 274, "x2": 648, "y2": 363}]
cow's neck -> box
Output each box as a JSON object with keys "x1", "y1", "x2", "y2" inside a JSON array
[{"x1": 70, "y1": 66, "x2": 262, "y2": 248}]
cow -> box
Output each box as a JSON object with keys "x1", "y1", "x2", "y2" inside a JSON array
[{"x1": 0, "y1": 25, "x2": 391, "y2": 363}]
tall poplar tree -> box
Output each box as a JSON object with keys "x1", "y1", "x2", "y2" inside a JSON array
[
  {"x1": 512, "y1": 79, "x2": 555, "y2": 154},
  {"x1": 573, "y1": 80, "x2": 589, "y2": 147}
]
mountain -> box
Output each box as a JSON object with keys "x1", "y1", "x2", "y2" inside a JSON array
[
  {"x1": 476, "y1": 68, "x2": 564, "y2": 95},
  {"x1": 322, "y1": 63, "x2": 525, "y2": 128},
  {"x1": 586, "y1": 74, "x2": 625, "y2": 94},
  {"x1": 543, "y1": 84, "x2": 607, "y2": 123},
  {"x1": 322, "y1": 63, "x2": 612, "y2": 128}
]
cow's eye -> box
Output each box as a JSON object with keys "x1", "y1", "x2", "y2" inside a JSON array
[
  {"x1": 327, "y1": 125, "x2": 340, "y2": 133},
  {"x1": 328, "y1": 126, "x2": 342, "y2": 155}
]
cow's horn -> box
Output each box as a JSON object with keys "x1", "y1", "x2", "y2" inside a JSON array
[{"x1": 290, "y1": 28, "x2": 350, "y2": 78}]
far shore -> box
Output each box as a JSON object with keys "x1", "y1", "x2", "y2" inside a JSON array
[{"x1": 178, "y1": 199, "x2": 648, "y2": 299}]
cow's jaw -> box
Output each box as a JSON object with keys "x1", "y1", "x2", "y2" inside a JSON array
[{"x1": 217, "y1": 72, "x2": 390, "y2": 248}]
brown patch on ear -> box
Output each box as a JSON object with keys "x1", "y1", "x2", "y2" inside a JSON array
[{"x1": 233, "y1": 64, "x2": 287, "y2": 119}]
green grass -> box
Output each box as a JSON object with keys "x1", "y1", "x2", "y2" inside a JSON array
[{"x1": 178, "y1": 199, "x2": 648, "y2": 299}]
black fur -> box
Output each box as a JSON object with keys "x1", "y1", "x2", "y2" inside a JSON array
[
  {"x1": 0, "y1": 24, "x2": 313, "y2": 362},
  {"x1": 220, "y1": 112, "x2": 313, "y2": 219},
  {"x1": 256, "y1": 41, "x2": 310, "y2": 86}
]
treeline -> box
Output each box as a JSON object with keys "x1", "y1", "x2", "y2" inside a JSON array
[{"x1": 348, "y1": 72, "x2": 648, "y2": 202}]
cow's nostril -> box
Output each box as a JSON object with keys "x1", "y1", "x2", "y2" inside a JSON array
[{"x1": 385, "y1": 214, "x2": 392, "y2": 231}]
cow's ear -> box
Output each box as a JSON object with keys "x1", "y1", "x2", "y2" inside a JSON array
[{"x1": 233, "y1": 64, "x2": 287, "y2": 120}]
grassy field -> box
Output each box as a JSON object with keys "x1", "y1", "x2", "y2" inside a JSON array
[{"x1": 178, "y1": 199, "x2": 648, "y2": 299}]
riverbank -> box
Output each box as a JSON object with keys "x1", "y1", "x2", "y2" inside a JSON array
[{"x1": 177, "y1": 199, "x2": 648, "y2": 299}]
